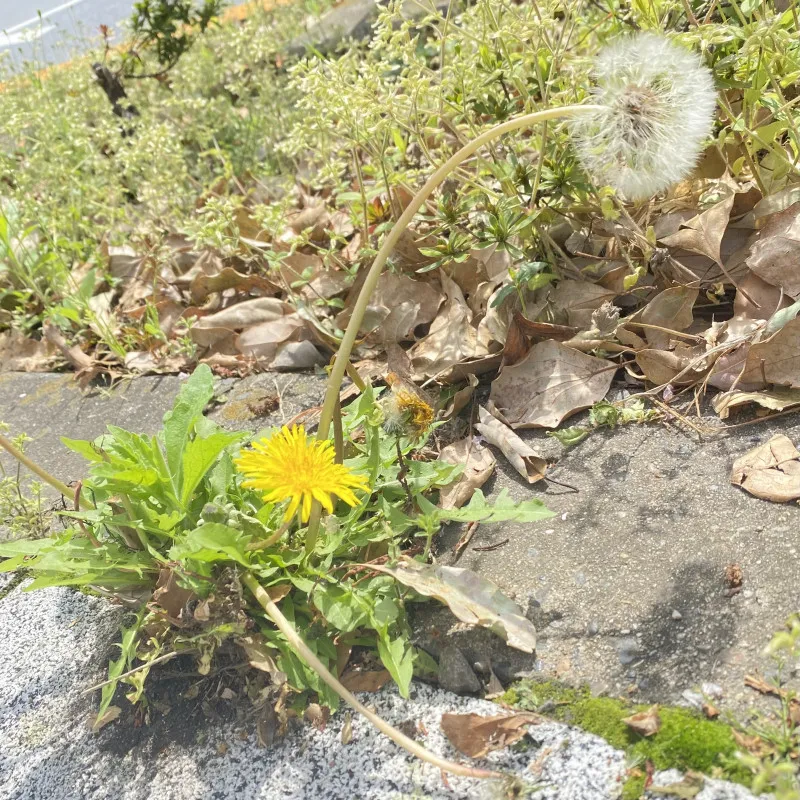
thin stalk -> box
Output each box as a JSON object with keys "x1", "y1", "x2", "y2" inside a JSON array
[
  {"x1": 245, "y1": 516, "x2": 294, "y2": 551},
  {"x1": 241, "y1": 572, "x2": 502, "y2": 780},
  {"x1": 316, "y1": 104, "x2": 603, "y2": 441},
  {"x1": 0, "y1": 433, "x2": 75, "y2": 499},
  {"x1": 333, "y1": 397, "x2": 344, "y2": 465}
]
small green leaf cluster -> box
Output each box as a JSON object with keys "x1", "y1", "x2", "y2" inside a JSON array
[{"x1": 549, "y1": 399, "x2": 660, "y2": 448}]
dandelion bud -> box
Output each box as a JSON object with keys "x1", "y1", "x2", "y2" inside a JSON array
[{"x1": 573, "y1": 33, "x2": 717, "y2": 201}]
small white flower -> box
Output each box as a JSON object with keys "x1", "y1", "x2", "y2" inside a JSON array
[{"x1": 573, "y1": 33, "x2": 717, "y2": 201}]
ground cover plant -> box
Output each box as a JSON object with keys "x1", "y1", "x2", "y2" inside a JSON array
[
  {"x1": 4, "y1": 0, "x2": 800, "y2": 794},
  {"x1": 1, "y1": 0, "x2": 799, "y2": 444}
]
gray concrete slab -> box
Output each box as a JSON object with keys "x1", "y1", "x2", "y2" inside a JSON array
[
  {"x1": 0, "y1": 372, "x2": 183, "y2": 502},
  {"x1": 425, "y1": 412, "x2": 800, "y2": 720}
]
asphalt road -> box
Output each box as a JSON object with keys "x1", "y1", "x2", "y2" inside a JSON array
[{"x1": 0, "y1": 0, "x2": 243, "y2": 67}]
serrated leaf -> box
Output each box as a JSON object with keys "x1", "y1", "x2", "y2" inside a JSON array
[
  {"x1": 162, "y1": 364, "x2": 215, "y2": 489},
  {"x1": 96, "y1": 610, "x2": 146, "y2": 724},
  {"x1": 169, "y1": 523, "x2": 251, "y2": 566},
  {"x1": 61, "y1": 436, "x2": 104, "y2": 462},
  {"x1": 419, "y1": 488, "x2": 553, "y2": 524},
  {"x1": 180, "y1": 429, "x2": 244, "y2": 506}
]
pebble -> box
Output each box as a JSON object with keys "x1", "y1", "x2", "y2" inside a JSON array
[
  {"x1": 701, "y1": 683, "x2": 724, "y2": 700},
  {"x1": 616, "y1": 637, "x2": 642, "y2": 665},
  {"x1": 437, "y1": 646, "x2": 481, "y2": 695},
  {"x1": 671, "y1": 610, "x2": 683, "y2": 620},
  {"x1": 587, "y1": 621, "x2": 600, "y2": 636},
  {"x1": 681, "y1": 690, "x2": 704, "y2": 709}
]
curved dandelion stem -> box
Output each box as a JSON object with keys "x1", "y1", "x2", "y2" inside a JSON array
[
  {"x1": 316, "y1": 104, "x2": 604, "y2": 441},
  {"x1": 241, "y1": 571, "x2": 503, "y2": 780},
  {"x1": 0, "y1": 432, "x2": 77, "y2": 500}
]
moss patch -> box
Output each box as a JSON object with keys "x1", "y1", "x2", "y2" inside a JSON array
[{"x1": 501, "y1": 679, "x2": 752, "y2": 797}]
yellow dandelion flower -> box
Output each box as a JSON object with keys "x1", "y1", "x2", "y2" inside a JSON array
[
  {"x1": 395, "y1": 390, "x2": 434, "y2": 433},
  {"x1": 234, "y1": 425, "x2": 369, "y2": 523}
]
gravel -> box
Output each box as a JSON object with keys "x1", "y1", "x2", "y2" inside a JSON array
[{"x1": 0, "y1": 582, "x2": 758, "y2": 800}]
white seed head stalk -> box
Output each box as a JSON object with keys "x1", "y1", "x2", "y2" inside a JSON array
[{"x1": 573, "y1": 33, "x2": 717, "y2": 201}]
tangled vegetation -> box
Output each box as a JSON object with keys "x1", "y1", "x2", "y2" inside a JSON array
[{"x1": 3, "y1": 0, "x2": 800, "y2": 794}]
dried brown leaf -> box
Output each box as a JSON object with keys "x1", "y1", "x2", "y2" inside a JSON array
[
  {"x1": 733, "y1": 271, "x2": 791, "y2": 323},
  {"x1": 288, "y1": 203, "x2": 330, "y2": 242},
  {"x1": 732, "y1": 729, "x2": 770, "y2": 756},
  {"x1": 660, "y1": 192, "x2": 735, "y2": 264},
  {"x1": 634, "y1": 287, "x2": 699, "y2": 351},
  {"x1": 304, "y1": 702, "x2": 330, "y2": 731},
  {"x1": 746, "y1": 201, "x2": 800, "y2": 298},
  {"x1": 489, "y1": 341, "x2": 616, "y2": 428},
  {"x1": 548, "y1": 280, "x2": 617, "y2": 328},
  {"x1": 91, "y1": 705, "x2": 122, "y2": 733},
  {"x1": 439, "y1": 438, "x2": 497, "y2": 509},
  {"x1": 152, "y1": 568, "x2": 194, "y2": 618},
  {"x1": 475, "y1": 406, "x2": 546, "y2": 483},
  {"x1": 238, "y1": 634, "x2": 285, "y2": 680},
  {"x1": 622, "y1": 705, "x2": 661, "y2": 737},
  {"x1": 369, "y1": 557, "x2": 537, "y2": 652},
  {"x1": 190, "y1": 267, "x2": 278, "y2": 305},
  {"x1": 338, "y1": 272, "x2": 441, "y2": 341},
  {"x1": 103, "y1": 242, "x2": 144, "y2": 280},
  {"x1": 731, "y1": 434, "x2": 800, "y2": 502},
  {"x1": 235, "y1": 315, "x2": 310, "y2": 360},
  {"x1": 440, "y1": 712, "x2": 540, "y2": 758},
  {"x1": 410, "y1": 273, "x2": 490, "y2": 379},
  {"x1": 713, "y1": 387, "x2": 800, "y2": 419},
  {"x1": 340, "y1": 669, "x2": 392, "y2": 693},
  {"x1": 741, "y1": 317, "x2": 800, "y2": 388},
  {"x1": 0, "y1": 330, "x2": 59, "y2": 372},
  {"x1": 440, "y1": 374, "x2": 478, "y2": 419},
  {"x1": 636, "y1": 347, "x2": 706, "y2": 386},
  {"x1": 195, "y1": 297, "x2": 293, "y2": 331}
]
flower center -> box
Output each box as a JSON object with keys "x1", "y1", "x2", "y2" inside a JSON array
[{"x1": 617, "y1": 84, "x2": 660, "y2": 146}]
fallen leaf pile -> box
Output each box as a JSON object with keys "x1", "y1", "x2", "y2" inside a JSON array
[{"x1": 8, "y1": 168, "x2": 800, "y2": 465}]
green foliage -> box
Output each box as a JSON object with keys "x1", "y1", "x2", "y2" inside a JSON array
[
  {"x1": 0, "y1": 426, "x2": 47, "y2": 541},
  {"x1": 737, "y1": 614, "x2": 800, "y2": 799},
  {"x1": 549, "y1": 399, "x2": 660, "y2": 447},
  {"x1": 1, "y1": 0, "x2": 798, "y2": 370},
  {"x1": 0, "y1": 366, "x2": 550, "y2": 714},
  {"x1": 126, "y1": 0, "x2": 228, "y2": 77}
]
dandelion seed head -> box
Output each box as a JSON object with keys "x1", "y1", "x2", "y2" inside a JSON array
[{"x1": 573, "y1": 33, "x2": 717, "y2": 201}]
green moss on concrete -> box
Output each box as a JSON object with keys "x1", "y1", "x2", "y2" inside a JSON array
[
  {"x1": 621, "y1": 774, "x2": 646, "y2": 800},
  {"x1": 501, "y1": 679, "x2": 752, "y2": 797}
]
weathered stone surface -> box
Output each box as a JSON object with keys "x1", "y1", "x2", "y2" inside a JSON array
[
  {"x1": 286, "y1": 0, "x2": 378, "y2": 56},
  {"x1": 0, "y1": 372, "x2": 182, "y2": 499},
  {"x1": 428, "y1": 413, "x2": 800, "y2": 718},
  {"x1": 213, "y1": 372, "x2": 328, "y2": 432},
  {"x1": 286, "y1": 0, "x2": 454, "y2": 56},
  {"x1": 437, "y1": 645, "x2": 482, "y2": 694}
]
